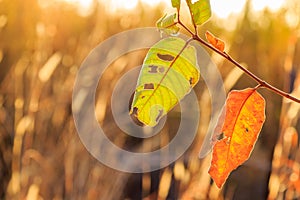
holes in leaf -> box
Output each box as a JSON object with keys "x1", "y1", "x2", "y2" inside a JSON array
[
  {"x1": 245, "y1": 127, "x2": 249, "y2": 133},
  {"x1": 148, "y1": 65, "x2": 165, "y2": 73},
  {"x1": 144, "y1": 83, "x2": 154, "y2": 90},
  {"x1": 156, "y1": 109, "x2": 164, "y2": 122},
  {"x1": 130, "y1": 107, "x2": 144, "y2": 127},
  {"x1": 128, "y1": 91, "x2": 135, "y2": 111},
  {"x1": 159, "y1": 67, "x2": 165, "y2": 73},
  {"x1": 157, "y1": 53, "x2": 175, "y2": 61},
  {"x1": 148, "y1": 65, "x2": 158, "y2": 73},
  {"x1": 189, "y1": 77, "x2": 194, "y2": 85},
  {"x1": 132, "y1": 107, "x2": 138, "y2": 115},
  {"x1": 226, "y1": 137, "x2": 231, "y2": 145},
  {"x1": 217, "y1": 132, "x2": 225, "y2": 141}
]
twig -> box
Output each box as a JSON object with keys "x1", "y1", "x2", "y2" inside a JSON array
[{"x1": 177, "y1": 21, "x2": 300, "y2": 104}]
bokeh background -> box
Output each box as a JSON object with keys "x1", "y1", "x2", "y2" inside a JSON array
[{"x1": 1, "y1": 0, "x2": 300, "y2": 199}]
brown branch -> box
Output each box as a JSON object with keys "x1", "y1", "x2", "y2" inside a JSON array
[
  {"x1": 177, "y1": 19, "x2": 300, "y2": 104},
  {"x1": 176, "y1": 1, "x2": 197, "y2": 36},
  {"x1": 192, "y1": 35, "x2": 300, "y2": 104}
]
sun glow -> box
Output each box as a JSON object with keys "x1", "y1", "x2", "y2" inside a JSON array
[
  {"x1": 210, "y1": 0, "x2": 285, "y2": 18},
  {"x1": 38, "y1": 0, "x2": 94, "y2": 16},
  {"x1": 62, "y1": 0, "x2": 92, "y2": 8},
  {"x1": 52, "y1": 0, "x2": 287, "y2": 18},
  {"x1": 105, "y1": 0, "x2": 138, "y2": 12},
  {"x1": 99, "y1": 0, "x2": 166, "y2": 13},
  {"x1": 251, "y1": 0, "x2": 285, "y2": 12},
  {"x1": 104, "y1": 0, "x2": 286, "y2": 18},
  {"x1": 210, "y1": 0, "x2": 247, "y2": 18},
  {"x1": 61, "y1": 0, "x2": 94, "y2": 16}
]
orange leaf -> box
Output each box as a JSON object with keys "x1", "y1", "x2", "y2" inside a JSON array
[
  {"x1": 209, "y1": 88, "x2": 266, "y2": 188},
  {"x1": 205, "y1": 31, "x2": 225, "y2": 52}
]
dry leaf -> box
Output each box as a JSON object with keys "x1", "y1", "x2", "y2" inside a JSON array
[
  {"x1": 209, "y1": 88, "x2": 266, "y2": 188},
  {"x1": 205, "y1": 31, "x2": 225, "y2": 52}
]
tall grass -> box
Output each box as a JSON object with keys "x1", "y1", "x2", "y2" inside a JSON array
[{"x1": 0, "y1": 1, "x2": 299, "y2": 199}]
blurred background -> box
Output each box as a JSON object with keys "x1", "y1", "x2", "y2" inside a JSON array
[{"x1": 1, "y1": 0, "x2": 300, "y2": 199}]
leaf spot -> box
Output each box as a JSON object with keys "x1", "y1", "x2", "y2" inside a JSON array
[
  {"x1": 156, "y1": 109, "x2": 164, "y2": 122},
  {"x1": 130, "y1": 107, "x2": 144, "y2": 127},
  {"x1": 157, "y1": 53, "x2": 175, "y2": 61},
  {"x1": 132, "y1": 107, "x2": 138, "y2": 115},
  {"x1": 189, "y1": 77, "x2": 194, "y2": 85},
  {"x1": 144, "y1": 83, "x2": 154, "y2": 90},
  {"x1": 148, "y1": 65, "x2": 158, "y2": 73},
  {"x1": 245, "y1": 128, "x2": 249, "y2": 133},
  {"x1": 217, "y1": 132, "x2": 225, "y2": 141},
  {"x1": 158, "y1": 67, "x2": 165, "y2": 73}
]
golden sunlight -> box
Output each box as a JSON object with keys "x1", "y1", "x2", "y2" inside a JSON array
[
  {"x1": 210, "y1": 0, "x2": 247, "y2": 18},
  {"x1": 62, "y1": 0, "x2": 93, "y2": 8},
  {"x1": 106, "y1": 0, "x2": 286, "y2": 18},
  {"x1": 54, "y1": 0, "x2": 287, "y2": 18},
  {"x1": 99, "y1": 0, "x2": 166, "y2": 13},
  {"x1": 251, "y1": 0, "x2": 285, "y2": 12},
  {"x1": 55, "y1": 0, "x2": 94, "y2": 16},
  {"x1": 210, "y1": 0, "x2": 285, "y2": 18}
]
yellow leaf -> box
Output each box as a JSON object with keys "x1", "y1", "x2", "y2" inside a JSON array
[
  {"x1": 186, "y1": 0, "x2": 212, "y2": 25},
  {"x1": 129, "y1": 37, "x2": 200, "y2": 126}
]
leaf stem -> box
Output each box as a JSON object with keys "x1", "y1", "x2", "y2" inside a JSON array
[{"x1": 254, "y1": 84, "x2": 263, "y2": 90}]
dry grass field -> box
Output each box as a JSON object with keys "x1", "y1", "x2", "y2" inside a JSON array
[{"x1": 1, "y1": 0, "x2": 300, "y2": 199}]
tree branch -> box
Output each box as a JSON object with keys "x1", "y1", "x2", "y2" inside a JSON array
[
  {"x1": 177, "y1": 20, "x2": 300, "y2": 104},
  {"x1": 193, "y1": 35, "x2": 300, "y2": 104}
]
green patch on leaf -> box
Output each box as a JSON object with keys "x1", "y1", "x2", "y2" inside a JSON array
[
  {"x1": 129, "y1": 37, "x2": 200, "y2": 127},
  {"x1": 186, "y1": 0, "x2": 211, "y2": 25}
]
